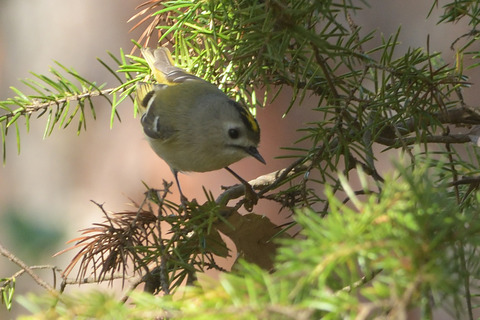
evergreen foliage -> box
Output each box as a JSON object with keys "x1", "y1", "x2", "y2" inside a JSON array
[{"x1": 2, "y1": 0, "x2": 480, "y2": 318}]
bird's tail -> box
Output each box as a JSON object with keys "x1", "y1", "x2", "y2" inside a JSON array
[{"x1": 141, "y1": 47, "x2": 202, "y2": 85}]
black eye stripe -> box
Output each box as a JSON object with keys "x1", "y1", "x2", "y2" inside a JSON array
[{"x1": 142, "y1": 90, "x2": 155, "y2": 108}]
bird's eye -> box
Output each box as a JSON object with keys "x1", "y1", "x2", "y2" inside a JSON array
[{"x1": 228, "y1": 128, "x2": 240, "y2": 139}]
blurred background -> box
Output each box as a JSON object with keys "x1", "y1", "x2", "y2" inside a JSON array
[{"x1": 0, "y1": 0, "x2": 475, "y2": 318}]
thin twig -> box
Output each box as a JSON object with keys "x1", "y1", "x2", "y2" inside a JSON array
[
  {"x1": 376, "y1": 133, "x2": 471, "y2": 147},
  {"x1": 0, "y1": 242, "x2": 57, "y2": 295},
  {"x1": 10, "y1": 265, "x2": 59, "y2": 280},
  {"x1": 448, "y1": 176, "x2": 480, "y2": 187},
  {"x1": 1, "y1": 88, "x2": 114, "y2": 122},
  {"x1": 216, "y1": 157, "x2": 308, "y2": 206},
  {"x1": 339, "y1": 269, "x2": 383, "y2": 293}
]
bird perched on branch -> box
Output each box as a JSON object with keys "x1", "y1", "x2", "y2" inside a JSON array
[{"x1": 136, "y1": 47, "x2": 265, "y2": 204}]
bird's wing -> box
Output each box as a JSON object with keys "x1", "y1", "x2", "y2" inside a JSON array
[{"x1": 136, "y1": 82, "x2": 177, "y2": 140}]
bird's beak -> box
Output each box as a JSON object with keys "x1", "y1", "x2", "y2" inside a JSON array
[{"x1": 246, "y1": 146, "x2": 266, "y2": 164}]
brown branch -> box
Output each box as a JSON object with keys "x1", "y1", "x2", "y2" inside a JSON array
[
  {"x1": 10, "y1": 265, "x2": 59, "y2": 280},
  {"x1": 216, "y1": 157, "x2": 308, "y2": 206},
  {"x1": 451, "y1": 29, "x2": 480, "y2": 50},
  {"x1": 0, "y1": 242, "x2": 58, "y2": 295},
  {"x1": 377, "y1": 106, "x2": 480, "y2": 141},
  {"x1": 376, "y1": 133, "x2": 471, "y2": 147},
  {"x1": 62, "y1": 273, "x2": 137, "y2": 286},
  {"x1": 412, "y1": 106, "x2": 480, "y2": 129},
  {"x1": 447, "y1": 176, "x2": 480, "y2": 187},
  {"x1": 311, "y1": 45, "x2": 339, "y2": 100}
]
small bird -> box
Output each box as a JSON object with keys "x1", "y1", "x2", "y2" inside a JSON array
[{"x1": 136, "y1": 47, "x2": 265, "y2": 204}]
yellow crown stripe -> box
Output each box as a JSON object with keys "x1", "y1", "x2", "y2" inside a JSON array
[{"x1": 229, "y1": 100, "x2": 259, "y2": 134}]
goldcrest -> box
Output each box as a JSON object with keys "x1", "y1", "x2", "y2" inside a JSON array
[{"x1": 136, "y1": 47, "x2": 265, "y2": 202}]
